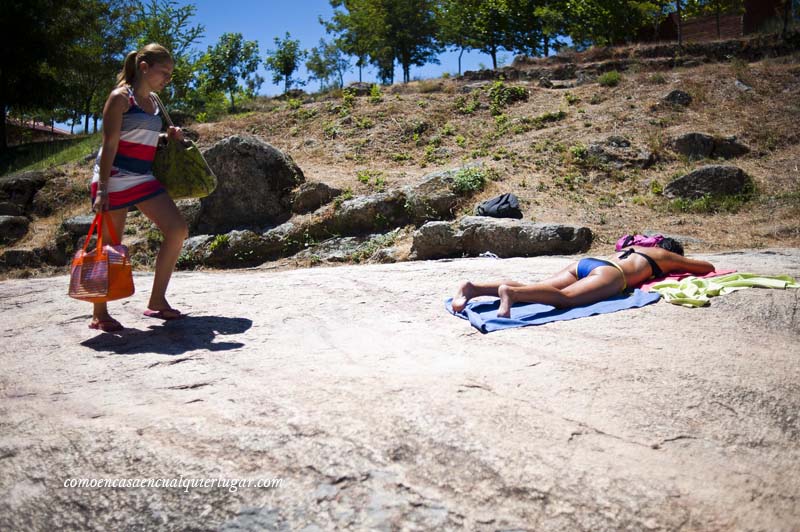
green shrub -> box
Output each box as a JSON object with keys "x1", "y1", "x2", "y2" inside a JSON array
[
  {"x1": 487, "y1": 81, "x2": 529, "y2": 116},
  {"x1": 287, "y1": 98, "x2": 302, "y2": 110},
  {"x1": 667, "y1": 193, "x2": 751, "y2": 214},
  {"x1": 564, "y1": 92, "x2": 580, "y2": 105},
  {"x1": 333, "y1": 188, "x2": 354, "y2": 209},
  {"x1": 355, "y1": 170, "x2": 386, "y2": 191},
  {"x1": 322, "y1": 121, "x2": 339, "y2": 139},
  {"x1": 454, "y1": 93, "x2": 480, "y2": 114},
  {"x1": 355, "y1": 116, "x2": 375, "y2": 129},
  {"x1": 650, "y1": 180, "x2": 663, "y2": 195},
  {"x1": 369, "y1": 84, "x2": 383, "y2": 104},
  {"x1": 451, "y1": 167, "x2": 488, "y2": 195},
  {"x1": 295, "y1": 107, "x2": 317, "y2": 120},
  {"x1": 598, "y1": 70, "x2": 621, "y2": 87},
  {"x1": 209, "y1": 234, "x2": 230, "y2": 252}
]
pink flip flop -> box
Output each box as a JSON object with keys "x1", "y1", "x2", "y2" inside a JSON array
[
  {"x1": 89, "y1": 318, "x2": 124, "y2": 332},
  {"x1": 143, "y1": 308, "x2": 183, "y2": 320}
]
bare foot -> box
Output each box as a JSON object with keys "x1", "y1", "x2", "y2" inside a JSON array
[
  {"x1": 497, "y1": 284, "x2": 513, "y2": 318},
  {"x1": 452, "y1": 281, "x2": 476, "y2": 312}
]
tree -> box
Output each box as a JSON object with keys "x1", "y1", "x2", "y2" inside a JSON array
[
  {"x1": 473, "y1": 0, "x2": 513, "y2": 69},
  {"x1": 265, "y1": 32, "x2": 307, "y2": 94},
  {"x1": 324, "y1": 0, "x2": 377, "y2": 82},
  {"x1": 564, "y1": 0, "x2": 659, "y2": 47},
  {"x1": 384, "y1": 0, "x2": 441, "y2": 83},
  {"x1": 0, "y1": 0, "x2": 98, "y2": 151},
  {"x1": 306, "y1": 39, "x2": 350, "y2": 90},
  {"x1": 534, "y1": 1, "x2": 569, "y2": 56},
  {"x1": 325, "y1": 0, "x2": 440, "y2": 84},
  {"x1": 130, "y1": 0, "x2": 205, "y2": 106},
  {"x1": 202, "y1": 33, "x2": 261, "y2": 112},
  {"x1": 436, "y1": 0, "x2": 480, "y2": 74},
  {"x1": 64, "y1": 0, "x2": 135, "y2": 134}
]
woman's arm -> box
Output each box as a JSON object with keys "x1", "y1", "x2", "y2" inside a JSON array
[
  {"x1": 93, "y1": 90, "x2": 128, "y2": 211},
  {"x1": 664, "y1": 253, "x2": 715, "y2": 275}
]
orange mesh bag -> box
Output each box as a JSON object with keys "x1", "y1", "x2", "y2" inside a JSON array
[{"x1": 68, "y1": 213, "x2": 134, "y2": 303}]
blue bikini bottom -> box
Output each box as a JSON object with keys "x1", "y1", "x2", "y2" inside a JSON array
[{"x1": 576, "y1": 258, "x2": 627, "y2": 290}]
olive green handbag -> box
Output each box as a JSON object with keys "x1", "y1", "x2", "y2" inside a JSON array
[{"x1": 151, "y1": 93, "x2": 218, "y2": 200}]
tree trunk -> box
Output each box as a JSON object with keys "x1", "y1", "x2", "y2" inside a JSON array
[
  {"x1": 0, "y1": 101, "x2": 7, "y2": 152},
  {"x1": 229, "y1": 90, "x2": 236, "y2": 112},
  {"x1": 458, "y1": 48, "x2": 464, "y2": 75},
  {"x1": 491, "y1": 46, "x2": 498, "y2": 69},
  {"x1": 676, "y1": 0, "x2": 683, "y2": 47},
  {"x1": 543, "y1": 35, "x2": 550, "y2": 57},
  {"x1": 716, "y1": 8, "x2": 721, "y2": 38},
  {"x1": 783, "y1": 0, "x2": 791, "y2": 38},
  {"x1": 93, "y1": 116, "x2": 99, "y2": 133},
  {"x1": 84, "y1": 97, "x2": 91, "y2": 134}
]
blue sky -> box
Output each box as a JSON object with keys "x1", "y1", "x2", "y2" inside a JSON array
[{"x1": 191, "y1": 0, "x2": 510, "y2": 95}]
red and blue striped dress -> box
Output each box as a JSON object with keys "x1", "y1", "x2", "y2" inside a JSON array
[{"x1": 92, "y1": 87, "x2": 166, "y2": 209}]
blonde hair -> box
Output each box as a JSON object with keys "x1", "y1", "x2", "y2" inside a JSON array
[{"x1": 116, "y1": 43, "x2": 173, "y2": 87}]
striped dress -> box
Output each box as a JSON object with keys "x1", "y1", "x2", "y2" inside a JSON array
[{"x1": 92, "y1": 87, "x2": 166, "y2": 209}]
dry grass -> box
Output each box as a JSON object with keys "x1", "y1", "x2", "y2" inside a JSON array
[{"x1": 194, "y1": 55, "x2": 800, "y2": 251}]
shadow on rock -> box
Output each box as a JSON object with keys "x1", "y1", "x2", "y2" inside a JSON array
[{"x1": 81, "y1": 315, "x2": 253, "y2": 355}]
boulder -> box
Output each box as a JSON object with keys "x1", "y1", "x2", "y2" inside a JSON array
[
  {"x1": 663, "y1": 90, "x2": 692, "y2": 106},
  {"x1": 0, "y1": 249, "x2": 40, "y2": 270},
  {"x1": 669, "y1": 133, "x2": 750, "y2": 160},
  {"x1": 200, "y1": 135, "x2": 305, "y2": 232},
  {"x1": 587, "y1": 139, "x2": 655, "y2": 170},
  {"x1": 410, "y1": 217, "x2": 592, "y2": 260},
  {"x1": 330, "y1": 190, "x2": 408, "y2": 235},
  {"x1": 713, "y1": 136, "x2": 750, "y2": 159},
  {"x1": 60, "y1": 215, "x2": 95, "y2": 240},
  {"x1": 459, "y1": 81, "x2": 491, "y2": 93},
  {"x1": 31, "y1": 172, "x2": 83, "y2": 217},
  {"x1": 664, "y1": 165, "x2": 753, "y2": 200},
  {"x1": 409, "y1": 221, "x2": 461, "y2": 260},
  {"x1": 0, "y1": 170, "x2": 55, "y2": 212},
  {"x1": 669, "y1": 133, "x2": 715, "y2": 159},
  {"x1": 291, "y1": 182, "x2": 341, "y2": 214},
  {"x1": 0, "y1": 216, "x2": 30, "y2": 245},
  {"x1": 345, "y1": 82, "x2": 373, "y2": 96},
  {"x1": 0, "y1": 202, "x2": 23, "y2": 216},
  {"x1": 200, "y1": 230, "x2": 277, "y2": 268},
  {"x1": 401, "y1": 168, "x2": 460, "y2": 224},
  {"x1": 458, "y1": 217, "x2": 592, "y2": 258},
  {"x1": 174, "y1": 198, "x2": 203, "y2": 233}
]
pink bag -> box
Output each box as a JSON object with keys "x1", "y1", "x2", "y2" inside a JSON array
[{"x1": 615, "y1": 234, "x2": 664, "y2": 251}]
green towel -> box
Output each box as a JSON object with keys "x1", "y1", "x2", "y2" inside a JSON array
[{"x1": 650, "y1": 273, "x2": 800, "y2": 307}]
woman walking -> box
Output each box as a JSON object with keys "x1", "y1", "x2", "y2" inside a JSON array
[{"x1": 90, "y1": 43, "x2": 188, "y2": 331}]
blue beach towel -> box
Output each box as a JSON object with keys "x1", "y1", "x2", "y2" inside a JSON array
[{"x1": 446, "y1": 289, "x2": 662, "y2": 333}]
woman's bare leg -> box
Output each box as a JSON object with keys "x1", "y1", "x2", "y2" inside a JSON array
[
  {"x1": 452, "y1": 261, "x2": 579, "y2": 313},
  {"x1": 136, "y1": 193, "x2": 188, "y2": 314},
  {"x1": 92, "y1": 208, "x2": 129, "y2": 326},
  {"x1": 497, "y1": 267, "x2": 624, "y2": 318},
  {"x1": 452, "y1": 279, "x2": 525, "y2": 312}
]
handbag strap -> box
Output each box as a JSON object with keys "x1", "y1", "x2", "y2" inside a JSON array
[
  {"x1": 81, "y1": 212, "x2": 121, "y2": 252},
  {"x1": 151, "y1": 92, "x2": 173, "y2": 128}
]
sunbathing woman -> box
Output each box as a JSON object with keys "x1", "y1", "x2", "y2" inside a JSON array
[{"x1": 451, "y1": 238, "x2": 715, "y2": 318}]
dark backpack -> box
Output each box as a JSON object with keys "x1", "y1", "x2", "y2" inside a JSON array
[{"x1": 474, "y1": 193, "x2": 523, "y2": 219}]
